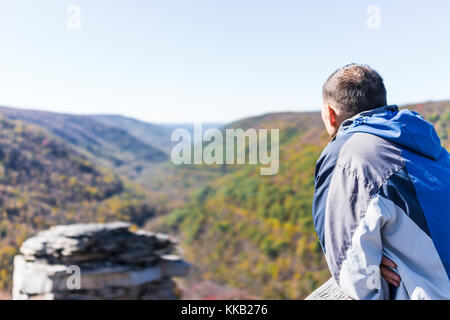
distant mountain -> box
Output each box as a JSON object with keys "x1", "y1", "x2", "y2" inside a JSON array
[
  {"x1": 89, "y1": 115, "x2": 224, "y2": 152},
  {"x1": 160, "y1": 123, "x2": 225, "y2": 142},
  {"x1": 0, "y1": 107, "x2": 168, "y2": 180},
  {"x1": 0, "y1": 114, "x2": 160, "y2": 291},
  {"x1": 89, "y1": 114, "x2": 174, "y2": 153},
  {"x1": 85, "y1": 115, "x2": 226, "y2": 202},
  {"x1": 160, "y1": 100, "x2": 450, "y2": 299}
]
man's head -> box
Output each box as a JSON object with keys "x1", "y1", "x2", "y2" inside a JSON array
[{"x1": 321, "y1": 63, "x2": 387, "y2": 137}]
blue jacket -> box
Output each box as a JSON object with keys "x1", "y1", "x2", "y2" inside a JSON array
[{"x1": 312, "y1": 105, "x2": 450, "y2": 299}]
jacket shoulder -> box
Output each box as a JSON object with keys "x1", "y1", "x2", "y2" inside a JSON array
[{"x1": 335, "y1": 132, "x2": 405, "y2": 191}]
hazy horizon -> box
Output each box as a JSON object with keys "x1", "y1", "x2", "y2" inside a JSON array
[
  {"x1": 1, "y1": 1, "x2": 450, "y2": 123},
  {"x1": 1, "y1": 97, "x2": 448, "y2": 126}
]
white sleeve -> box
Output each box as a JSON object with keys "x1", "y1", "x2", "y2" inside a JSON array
[{"x1": 337, "y1": 194, "x2": 390, "y2": 300}]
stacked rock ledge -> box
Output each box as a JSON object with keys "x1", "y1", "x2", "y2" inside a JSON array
[{"x1": 12, "y1": 222, "x2": 190, "y2": 300}]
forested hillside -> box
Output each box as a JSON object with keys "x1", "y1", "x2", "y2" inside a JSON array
[
  {"x1": 0, "y1": 107, "x2": 168, "y2": 181},
  {"x1": 161, "y1": 101, "x2": 450, "y2": 299},
  {"x1": 0, "y1": 115, "x2": 159, "y2": 291},
  {"x1": 162, "y1": 112, "x2": 330, "y2": 299},
  {"x1": 0, "y1": 101, "x2": 448, "y2": 298}
]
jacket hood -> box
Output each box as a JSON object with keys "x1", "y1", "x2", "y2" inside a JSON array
[{"x1": 337, "y1": 105, "x2": 442, "y2": 160}]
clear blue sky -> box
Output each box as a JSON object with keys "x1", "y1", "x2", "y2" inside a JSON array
[{"x1": 0, "y1": 0, "x2": 449, "y2": 123}]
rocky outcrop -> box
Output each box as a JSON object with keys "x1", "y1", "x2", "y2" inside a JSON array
[
  {"x1": 305, "y1": 278, "x2": 353, "y2": 300},
  {"x1": 12, "y1": 222, "x2": 189, "y2": 300}
]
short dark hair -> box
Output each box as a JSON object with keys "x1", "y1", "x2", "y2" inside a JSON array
[{"x1": 322, "y1": 63, "x2": 387, "y2": 116}]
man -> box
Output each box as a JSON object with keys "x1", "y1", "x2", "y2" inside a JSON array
[{"x1": 312, "y1": 63, "x2": 450, "y2": 299}]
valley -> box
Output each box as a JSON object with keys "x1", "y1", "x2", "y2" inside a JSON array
[{"x1": 0, "y1": 100, "x2": 448, "y2": 298}]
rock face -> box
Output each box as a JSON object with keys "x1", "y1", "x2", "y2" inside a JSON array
[
  {"x1": 12, "y1": 222, "x2": 189, "y2": 300},
  {"x1": 305, "y1": 278, "x2": 353, "y2": 300}
]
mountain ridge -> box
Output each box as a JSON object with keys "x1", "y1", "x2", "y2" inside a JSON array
[{"x1": 0, "y1": 106, "x2": 169, "y2": 181}]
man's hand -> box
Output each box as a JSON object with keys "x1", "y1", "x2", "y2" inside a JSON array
[{"x1": 380, "y1": 256, "x2": 401, "y2": 287}]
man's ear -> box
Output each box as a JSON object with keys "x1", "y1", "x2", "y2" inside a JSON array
[{"x1": 327, "y1": 104, "x2": 337, "y2": 128}]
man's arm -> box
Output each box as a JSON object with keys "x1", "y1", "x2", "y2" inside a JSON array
[
  {"x1": 313, "y1": 133, "x2": 405, "y2": 299},
  {"x1": 313, "y1": 157, "x2": 391, "y2": 299},
  {"x1": 330, "y1": 194, "x2": 389, "y2": 299}
]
